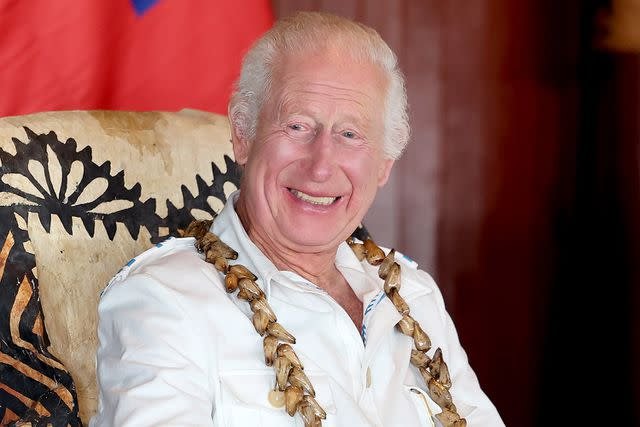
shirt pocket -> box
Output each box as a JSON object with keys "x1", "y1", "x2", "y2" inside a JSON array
[
  {"x1": 406, "y1": 386, "x2": 437, "y2": 427},
  {"x1": 218, "y1": 370, "x2": 336, "y2": 427}
]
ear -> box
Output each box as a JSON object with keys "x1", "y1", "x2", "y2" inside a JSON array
[
  {"x1": 228, "y1": 113, "x2": 250, "y2": 166},
  {"x1": 377, "y1": 158, "x2": 395, "y2": 187}
]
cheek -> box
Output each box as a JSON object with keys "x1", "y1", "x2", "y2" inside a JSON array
[
  {"x1": 249, "y1": 142, "x2": 300, "y2": 187},
  {"x1": 344, "y1": 161, "x2": 382, "y2": 195}
]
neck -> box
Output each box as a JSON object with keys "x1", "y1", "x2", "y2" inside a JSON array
[{"x1": 236, "y1": 196, "x2": 343, "y2": 291}]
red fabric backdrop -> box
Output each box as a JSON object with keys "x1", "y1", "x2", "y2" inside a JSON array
[{"x1": 0, "y1": 0, "x2": 273, "y2": 117}]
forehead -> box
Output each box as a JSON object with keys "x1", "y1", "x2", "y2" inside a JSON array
[{"x1": 269, "y1": 49, "x2": 388, "y2": 117}]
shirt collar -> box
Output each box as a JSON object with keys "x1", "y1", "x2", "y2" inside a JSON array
[{"x1": 335, "y1": 241, "x2": 381, "y2": 302}]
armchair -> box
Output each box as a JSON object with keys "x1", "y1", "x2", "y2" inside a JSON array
[{"x1": 0, "y1": 109, "x2": 240, "y2": 425}]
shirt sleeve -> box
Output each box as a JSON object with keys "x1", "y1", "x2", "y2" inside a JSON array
[
  {"x1": 90, "y1": 272, "x2": 215, "y2": 427},
  {"x1": 415, "y1": 270, "x2": 506, "y2": 426}
]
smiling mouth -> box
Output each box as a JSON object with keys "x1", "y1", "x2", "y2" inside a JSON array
[{"x1": 288, "y1": 188, "x2": 340, "y2": 206}]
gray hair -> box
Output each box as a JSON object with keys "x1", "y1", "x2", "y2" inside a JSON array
[{"x1": 228, "y1": 11, "x2": 410, "y2": 160}]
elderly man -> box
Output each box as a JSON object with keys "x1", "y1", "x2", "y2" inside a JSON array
[{"x1": 91, "y1": 11, "x2": 504, "y2": 427}]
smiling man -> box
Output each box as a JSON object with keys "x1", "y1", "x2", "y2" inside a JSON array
[{"x1": 91, "y1": 12, "x2": 504, "y2": 427}]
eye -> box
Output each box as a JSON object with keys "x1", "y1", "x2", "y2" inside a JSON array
[
  {"x1": 283, "y1": 121, "x2": 315, "y2": 142},
  {"x1": 341, "y1": 130, "x2": 357, "y2": 139}
]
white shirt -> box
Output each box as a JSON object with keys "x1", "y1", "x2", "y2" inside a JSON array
[{"x1": 91, "y1": 191, "x2": 504, "y2": 426}]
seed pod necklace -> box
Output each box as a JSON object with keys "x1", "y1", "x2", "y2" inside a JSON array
[{"x1": 183, "y1": 220, "x2": 466, "y2": 427}]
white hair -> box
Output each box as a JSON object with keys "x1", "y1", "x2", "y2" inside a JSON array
[{"x1": 229, "y1": 11, "x2": 410, "y2": 160}]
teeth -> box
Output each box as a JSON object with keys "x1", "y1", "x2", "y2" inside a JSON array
[{"x1": 290, "y1": 189, "x2": 337, "y2": 205}]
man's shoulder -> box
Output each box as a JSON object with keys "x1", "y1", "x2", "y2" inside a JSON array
[
  {"x1": 396, "y1": 254, "x2": 439, "y2": 298},
  {"x1": 100, "y1": 236, "x2": 211, "y2": 298}
]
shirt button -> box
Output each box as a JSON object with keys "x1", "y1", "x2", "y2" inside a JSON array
[{"x1": 366, "y1": 367, "x2": 372, "y2": 388}]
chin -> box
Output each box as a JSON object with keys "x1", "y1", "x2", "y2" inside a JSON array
[{"x1": 284, "y1": 224, "x2": 340, "y2": 249}]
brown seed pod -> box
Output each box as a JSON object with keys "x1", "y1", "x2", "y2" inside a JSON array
[
  {"x1": 347, "y1": 241, "x2": 366, "y2": 261},
  {"x1": 410, "y1": 349, "x2": 431, "y2": 368},
  {"x1": 224, "y1": 273, "x2": 238, "y2": 293},
  {"x1": 207, "y1": 241, "x2": 238, "y2": 261},
  {"x1": 229, "y1": 264, "x2": 258, "y2": 281},
  {"x1": 236, "y1": 288, "x2": 252, "y2": 301},
  {"x1": 183, "y1": 220, "x2": 213, "y2": 240},
  {"x1": 383, "y1": 262, "x2": 401, "y2": 294},
  {"x1": 274, "y1": 356, "x2": 292, "y2": 391},
  {"x1": 266, "y1": 322, "x2": 296, "y2": 344},
  {"x1": 263, "y1": 335, "x2": 279, "y2": 366},
  {"x1": 203, "y1": 245, "x2": 219, "y2": 262},
  {"x1": 363, "y1": 238, "x2": 385, "y2": 265},
  {"x1": 378, "y1": 248, "x2": 396, "y2": 279},
  {"x1": 277, "y1": 343, "x2": 303, "y2": 369},
  {"x1": 427, "y1": 377, "x2": 455, "y2": 411},
  {"x1": 211, "y1": 256, "x2": 228, "y2": 273},
  {"x1": 199, "y1": 233, "x2": 232, "y2": 255},
  {"x1": 302, "y1": 394, "x2": 326, "y2": 420},
  {"x1": 396, "y1": 313, "x2": 415, "y2": 336},
  {"x1": 196, "y1": 231, "x2": 219, "y2": 253},
  {"x1": 436, "y1": 408, "x2": 466, "y2": 427},
  {"x1": 252, "y1": 309, "x2": 270, "y2": 335},
  {"x1": 429, "y1": 348, "x2": 451, "y2": 389},
  {"x1": 238, "y1": 278, "x2": 264, "y2": 300},
  {"x1": 250, "y1": 297, "x2": 277, "y2": 322},
  {"x1": 413, "y1": 322, "x2": 432, "y2": 352},
  {"x1": 284, "y1": 385, "x2": 304, "y2": 416},
  {"x1": 288, "y1": 366, "x2": 315, "y2": 397},
  {"x1": 298, "y1": 402, "x2": 322, "y2": 427},
  {"x1": 388, "y1": 288, "x2": 410, "y2": 314}
]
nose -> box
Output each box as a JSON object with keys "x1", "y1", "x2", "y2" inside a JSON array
[{"x1": 303, "y1": 130, "x2": 336, "y2": 182}]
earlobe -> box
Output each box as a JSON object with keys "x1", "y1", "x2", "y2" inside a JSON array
[{"x1": 377, "y1": 159, "x2": 395, "y2": 186}]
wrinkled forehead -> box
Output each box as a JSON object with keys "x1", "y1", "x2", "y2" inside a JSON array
[
  {"x1": 270, "y1": 47, "x2": 388, "y2": 101},
  {"x1": 273, "y1": 83, "x2": 379, "y2": 125},
  {"x1": 265, "y1": 52, "x2": 388, "y2": 125}
]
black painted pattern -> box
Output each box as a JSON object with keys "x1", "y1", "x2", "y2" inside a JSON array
[{"x1": 0, "y1": 127, "x2": 241, "y2": 425}]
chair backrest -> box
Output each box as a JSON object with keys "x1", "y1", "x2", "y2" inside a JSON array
[{"x1": 0, "y1": 109, "x2": 239, "y2": 425}]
